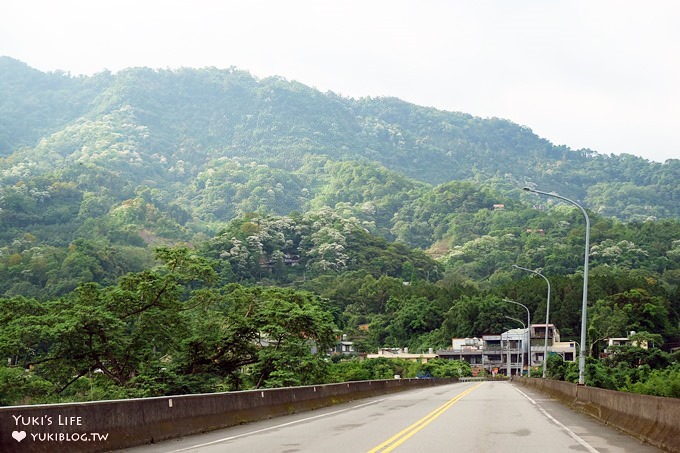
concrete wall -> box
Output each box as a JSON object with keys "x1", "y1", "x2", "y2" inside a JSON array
[
  {"x1": 515, "y1": 377, "x2": 680, "y2": 453},
  {"x1": 0, "y1": 378, "x2": 455, "y2": 453}
]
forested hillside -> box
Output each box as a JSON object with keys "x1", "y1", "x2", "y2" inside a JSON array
[
  {"x1": 1, "y1": 57, "x2": 679, "y2": 403},
  {"x1": 2, "y1": 57, "x2": 678, "y2": 217}
]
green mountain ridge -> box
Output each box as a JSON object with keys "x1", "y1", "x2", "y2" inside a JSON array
[
  {"x1": 2, "y1": 56, "x2": 677, "y2": 220},
  {"x1": 1, "y1": 56, "x2": 679, "y2": 297},
  {"x1": 0, "y1": 57, "x2": 680, "y2": 260}
]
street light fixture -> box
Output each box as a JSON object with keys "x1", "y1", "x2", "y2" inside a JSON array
[
  {"x1": 502, "y1": 298, "x2": 531, "y2": 378},
  {"x1": 513, "y1": 264, "x2": 551, "y2": 378},
  {"x1": 504, "y1": 315, "x2": 525, "y2": 328},
  {"x1": 523, "y1": 186, "x2": 590, "y2": 385}
]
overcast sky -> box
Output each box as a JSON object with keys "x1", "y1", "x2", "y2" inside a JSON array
[{"x1": 2, "y1": 0, "x2": 678, "y2": 162}]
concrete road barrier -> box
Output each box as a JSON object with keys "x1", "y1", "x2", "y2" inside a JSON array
[{"x1": 514, "y1": 377, "x2": 680, "y2": 453}]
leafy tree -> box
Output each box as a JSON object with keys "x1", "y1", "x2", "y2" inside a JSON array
[
  {"x1": 604, "y1": 343, "x2": 670, "y2": 370},
  {"x1": 584, "y1": 357, "x2": 618, "y2": 390},
  {"x1": 0, "y1": 247, "x2": 216, "y2": 398},
  {"x1": 178, "y1": 285, "x2": 336, "y2": 390},
  {"x1": 383, "y1": 295, "x2": 444, "y2": 349},
  {"x1": 622, "y1": 364, "x2": 680, "y2": 398},
  {"x1": 440, "y1": 296, "x2": 507, "y2": 339},
  {"x1": 0, "y1": 366, "x2": 53, "y2": 405},
  {"x1": 587, "y1": 299, "x2": 629, "y2": 357},
  {"x1": 608, "y1": 289, "x2": 672, "y2": 339},
  {"x1": 327, "y1": 357, "x2": 417, "y2": 382},
  {"x1": 417, "y1": 359, "x2": 471, "y2": 378}
]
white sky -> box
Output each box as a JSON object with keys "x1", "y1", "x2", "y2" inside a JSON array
[{"x1": 1, "y1": 0, "x2": 678, "y2": 162}]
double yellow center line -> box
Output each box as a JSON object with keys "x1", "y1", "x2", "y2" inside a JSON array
[{"x1": 367, "y1": 382, "x2": 483, "y2": 452}]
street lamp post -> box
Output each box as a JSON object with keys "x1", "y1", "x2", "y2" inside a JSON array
[
  {"x1": 523, "y1": 187, "x2": 590, "y2": 385},
  {"x1": 513, "y1": 264, "x2": 551, "y2": 378},
  {"x1": 502, "y1": 298, "x2": 531, "y2": 378}
]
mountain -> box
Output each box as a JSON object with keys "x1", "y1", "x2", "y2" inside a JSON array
[
  {"x1": 1, "y1": 56, "x2": 677, "y2": 218},
  {"x1": 1, "y1": 57, "x2": 679, "y2": 287}
]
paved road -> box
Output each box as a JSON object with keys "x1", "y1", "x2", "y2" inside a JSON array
[{"x1": 121, "y1": 381, "x2": 660, "y2": 452}]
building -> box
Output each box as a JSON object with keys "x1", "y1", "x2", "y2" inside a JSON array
[
  {"x1": 530, "y1": 323, "x2": 557, "y2": 366},
  {"x1": 501, "y1": 328, "x2": 527, "y2": 377},
  {"x1": 551, "y1": 340, "x2": 577, "y2": 361},
  {"x1": 332, "y1": 334, "x2": 355, "y2": 355},
  {"x1": 444, "y1": 337, "x2": 485, "y2": 375},
  {"x1": 366, "y1": 347, "x2": 438, "y2": 363},
  {"x1": 603, "y1": 331, "x2": 648, "y2": 356},
  {"x1": 435, "y1": 323, "x2": 574, "y2": 376}
]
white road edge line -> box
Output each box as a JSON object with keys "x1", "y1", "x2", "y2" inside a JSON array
[
  {"x1": 514, "y1": 386, "x2": 599, "y2": 453},
  {"x1": 168, "y1": 398, "x2": 386, "y2": 452}
]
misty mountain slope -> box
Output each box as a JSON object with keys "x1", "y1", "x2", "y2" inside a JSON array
[{"x1": 1, "y1": 57, "x2": 678, "y2": 229}]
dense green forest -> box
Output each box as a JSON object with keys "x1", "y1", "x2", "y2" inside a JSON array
[{"x1": 0, "y1": 57, "x2": 678, "y2": 403}]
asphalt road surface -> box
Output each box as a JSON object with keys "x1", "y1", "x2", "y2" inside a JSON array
[{"x1": 121, "y1": 381, "x2": 661, "y2": 452}]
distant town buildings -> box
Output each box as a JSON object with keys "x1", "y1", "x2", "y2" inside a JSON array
[
  {"x1": 363, "y1": 324, "x2": 578, "y2": 377},
  {"x1": 367, "y1": 347, "x2": 438, "y2": 363},
  {"x1": 344, "y1": 326, "x2": 650, "y2": 377}
]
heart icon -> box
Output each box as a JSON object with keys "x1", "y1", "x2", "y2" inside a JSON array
[{"x1": 12, "y1": 430, "x2": 27, "y2": 442}]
